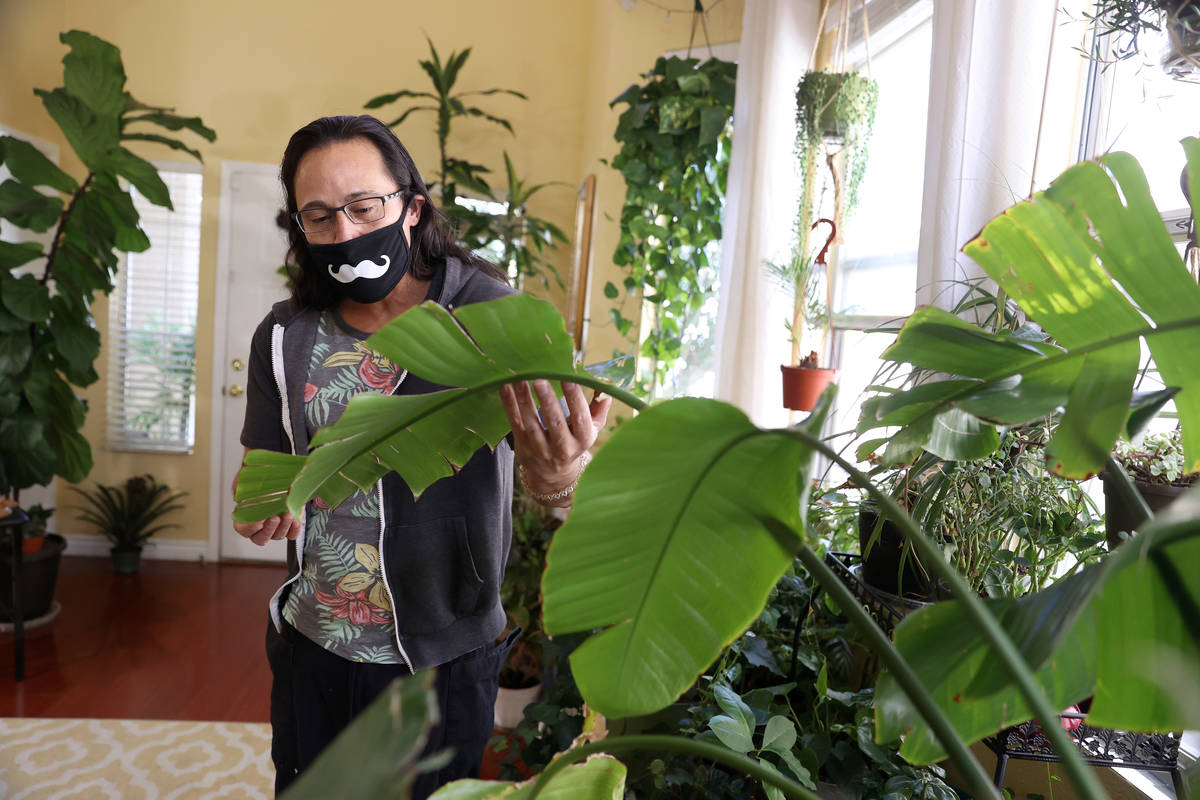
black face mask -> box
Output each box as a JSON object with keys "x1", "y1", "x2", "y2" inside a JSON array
[{"x1": 305, "y1": 197, "x2": 414, "y2": 304}]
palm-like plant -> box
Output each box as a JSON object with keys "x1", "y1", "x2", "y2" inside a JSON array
[
  {"x1": 72, "y1": 474, "x2": 186, "y2": 550},
  {"x1": 364, "y1": 36, "x2": 525, "y2": 206},
  {"x1": 492, "y1": 152, "x2": 569, "y2": 291}
]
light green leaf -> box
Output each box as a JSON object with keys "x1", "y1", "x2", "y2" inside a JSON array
[
  {"x1": 709, "y1": 714, "x2": 754, "y2": 754},
  {"x1": 924, "y1": 408, "x2": 1000, "y2": 461},
  {"x1": 429, "y1": 756, "x2": 626, "y2": 800},
  {"x1": 713, "y1": 684, "x2": 756, "y2": 737},
  {"x1": 120, "y1": 132, "x2": 202, "y2": 162},
  {"x1": 761, "y1": 715, "x2": 797, "y2": 755},
  {"x1": 542, "y1": 394, "x2": 829, "y2": 718},
  {"x1": 280, "y1": 673, "x2": 438, "y2": 799},
  {"x1": 122, "y1": 111, "x2": 216, "y2": 142},
  {"x1": 0, "y1": 136, "x2": 78, "y2": 193}
]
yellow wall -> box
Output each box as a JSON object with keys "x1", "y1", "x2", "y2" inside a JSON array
[{"x1": 0, "y1": 0, "x2": 742, "y2": 548}]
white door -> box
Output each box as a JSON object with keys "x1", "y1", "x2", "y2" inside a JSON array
[{"x1": 209, "y1": 162, "x2": 292, "y2": 562}]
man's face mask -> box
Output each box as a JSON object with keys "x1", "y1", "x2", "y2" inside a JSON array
[{"x1": 305, "y1": 196, "x2": 414, "y2": 304}]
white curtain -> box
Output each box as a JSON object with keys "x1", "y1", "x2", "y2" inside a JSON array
[
  {"x1": 712, "y1": 0, "x2": 818, "y2": 426},
  {"x1": 916, "y1": 0, "x2": 1061, "y2": 309}
]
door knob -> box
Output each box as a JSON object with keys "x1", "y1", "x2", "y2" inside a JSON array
[
  {"x1": 231, "y1": 358, "x2": 245, "y2": 371},
  {"x1": 228, "y1": 384, "x2": 245, "y2": 397}
]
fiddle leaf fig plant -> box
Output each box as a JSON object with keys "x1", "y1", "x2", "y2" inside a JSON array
[{"x1": 0, "y1": 29, "x2": 214, "y2": 497}]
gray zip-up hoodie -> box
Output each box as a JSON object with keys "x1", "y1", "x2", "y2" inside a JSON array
[{"x1": 240, "y1": 257, "x2": 516, "y2": 671}]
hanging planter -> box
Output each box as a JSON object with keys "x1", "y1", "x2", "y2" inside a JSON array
[
  {"x1": 781, "y1": 359, "x2": 838, "y2": 412},
  {"x1": 1089, "y1": 0, "x2": 1200, "y2": 81}
]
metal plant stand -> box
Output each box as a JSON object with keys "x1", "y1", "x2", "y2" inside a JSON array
[
  {"x1": 1, "y1": 507, "x2": 29, "y2": 681},
  {"x1": 823, "y1": 552, "x2": 1186, "y2": 797}
]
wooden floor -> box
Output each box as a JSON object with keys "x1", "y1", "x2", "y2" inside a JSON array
[{"x1": 0, "y1": 554, "x2": 288, "y2": 722}]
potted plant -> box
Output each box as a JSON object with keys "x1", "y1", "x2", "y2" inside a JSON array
[
  {"x1": 70, "y1": 475, "x2": 186, "y2": 574},
  {"x1": 773, "y1": 218, "x2": 836, "y2": 412},
  {"x1": 495, "y1": 482, "x2": 562, "y2": 729},
  {"x1": 0, "y1": 30, "x2": 213, "y2": 516},
  {"x1": 1103, "y1": 426, "x2": 1198, "y2": 548},
  {"x1": 1087, "y1": 1, "x2": 1200, "y2": 81},
  {"x1": 0, "y1": 501, "x2": 67, "y2": 623},
  {"x1": 776, "y1": 67, "x2": 877, "y2": 410}
]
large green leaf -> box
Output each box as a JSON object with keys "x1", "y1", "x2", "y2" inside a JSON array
[
  {"x1": 0, "y1": 331, "x2": 32, "y2": 376},
  {"x1": 60, "y1": 30, "x2": 126, "y2": 118},
  {"x1": 0, "y1": 136, "x2": 78, "y2": 193},
  {"x1": 875, "y1": 488, "x2": 1200, "y2": 762},
  {"x1": 234, "y1": 294, "x2": 578, "y2": 523},
  {"x1": 280, "y1": 672, "x2": 438, "y2": 800},
  {"x1": 120, "y1": 111, "x2": 217, "y2": 142},
  {"x1": 429, "y1": 757, "x2": 627, "y2": 799},
  {"x1": 863, "y1": 139, "x2": 1200, "y2": 477},
  {"x1": 541, "y1": 395, "x2": 829, "y2": 719},
  {"x1": 35, "y1": 88, "x2": 119, "y2": 172},
  {"x1": 48, "y1": 296, "x2": 101, "y2": 372}
]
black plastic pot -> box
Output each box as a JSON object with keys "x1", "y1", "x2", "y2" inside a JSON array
[
  {"x1": 111, "y1": 546, "x2": 142, "y2": 574},
  {"x1": 1101, "y1": 473, "x2": 1189, "y2": 550},
  {"x1": 857, "y1": 508, "x2": 931, "y2": 599},
  {"x1": 0, "y1": 533, "x2": 66, "y2": 621}
]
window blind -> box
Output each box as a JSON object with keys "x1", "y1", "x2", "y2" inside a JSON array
[{"x1": 106, "y1": 167, "x2": 202, "y2": 452}]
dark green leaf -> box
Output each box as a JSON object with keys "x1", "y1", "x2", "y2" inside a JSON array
[
  {"x1": 0, "y1": 240, "x2": 45, "y2": 270},
  {"x1": 1125, "y1": 388, "x2": 1179, "y2": 440},
  {"x1": 48, "y1": 296, "x2": 101, "y2": 371},
  {"x1": 120, "y1": 133, "x2": 202, "y2": 162},
  {"x1": 60, "y1": 29, "x2": 126, "y2": 118},
  {"x1": 121, "y1": 112, "x2": 216, "y2": 142},
  {"x1": 603, "y1": 281, "x2": 619, "y2": 299},
  {"x1": 0, "y1": 136, "x2": 78, "y2": 192},
  {"x1": 107, "y1": 147, "x2": 171, "y2": 208},
  {"x1": 0, "y1": 332, "x2": 32, "y2": 376},
  {"x1": 1, "y1": 272, "x2": 52, "y2": 322},
  {"x1": 699, "y1": 106, "x2": 728, "y2": 146},
  {"x1": 35, "y1": 88, "x2": 119, "y2": 171},
  {"x1": 0, "y1": 179, "x2": 63, "y2": 232}
]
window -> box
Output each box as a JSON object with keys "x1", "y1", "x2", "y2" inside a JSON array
[
  {"x1": 106, "y1": 165, "x2": 202, "y2": 452},
  {"x1": 1079, "y1": 22, "x2": 1200, "y2": 430},
  {"x1": 826, "y1": 0, "x2": 934, "y2": 443}
]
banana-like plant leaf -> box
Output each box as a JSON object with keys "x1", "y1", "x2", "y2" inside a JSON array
[
  {"x1": 429, "y1": 756, "x2": 627, "y2": 799},
  {"x1": 280, "y1": 672, "x2": 438, "y2": 800},
  {"x1": 863, "y1": 140, "x2": 1200, "y2": 477},
  {"x1": 234, "y1": 294, "x2": 579, "y2": 522},
  {"x1": 875, "y1": 487, "x2": 1200, "y2": 762},
  {"x1": 541, "y1": 394, "x2": 831, "y2": 719}
]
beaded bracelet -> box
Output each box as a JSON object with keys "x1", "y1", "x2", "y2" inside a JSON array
[{"x1": 518, "y1": 451, "x2": 592, "y2": 506}]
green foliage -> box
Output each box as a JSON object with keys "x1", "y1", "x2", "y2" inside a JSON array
[
  {"x1": 794, "y1": 71, "x2": 878, "y2": 216},
  {"x1": 281, "y1": 671, "x2": 441, "y2": 800},
  {"x1": 1112, "y1": 427, "x2": 1198, "y2": 485},
  {"x1": 1083, "y1": 0, "x2": 1200, "y2": 65},
  {"x1": 499, "y1": 483, "x2": 563, "y2": 688},
  {"x1": 236, "y1": 141, "x2": 1200, "y2": 798},
  {"x1": 70, "y1": 473, "x2": 186, "y2": 548},
  {"x1": 364, "y1": 39, "x2": 568, "y2": 294},
  {"x1": 0, "y1": 29, "x2": 214, "y2": 496},
  {"x1": 18, "y1": 503, "x2": 53, "y2": 538},
  {"x1": 491, "y1": 152, "x2": 569, "y2": 291},
  {"x1": 607, "y1": 55, "x2": 736, "y2": 398},
  {"x1": 860, "y1": 142, "x2": 1200, "y2": 479}
]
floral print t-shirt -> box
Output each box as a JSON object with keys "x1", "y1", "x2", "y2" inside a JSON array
[{"x1": 282, "y1": 310, "x2": 407, "y2": 664}]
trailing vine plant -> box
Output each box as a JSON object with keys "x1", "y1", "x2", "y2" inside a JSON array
[{"x1": 606, "y1": 55, "x2": 736, "y2": 399}]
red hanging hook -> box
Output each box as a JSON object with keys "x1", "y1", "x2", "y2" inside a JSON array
[{"x1": 812, "y1": 218, "x2": 837, "y2": 265}]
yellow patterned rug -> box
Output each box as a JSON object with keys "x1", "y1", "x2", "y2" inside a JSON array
[{"x1": 0, "y1": 718, "x2": 275, "y2": 799}]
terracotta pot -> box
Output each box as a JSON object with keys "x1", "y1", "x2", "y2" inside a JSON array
[
  {"x1": 22, "y1": 536, "x2": 45, "y2": 555},
  {"x1": 780, "y1": 364, "x2": 837, "y2": 412}
]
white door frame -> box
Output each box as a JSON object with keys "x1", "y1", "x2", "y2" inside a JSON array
[{"x1": 207, "y1": 159, "x2": 284, "y2": 561}]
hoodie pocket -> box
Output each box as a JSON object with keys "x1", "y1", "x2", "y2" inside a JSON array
[{"x1": 383, "y1": 516, "x2": 485, "y2": 635}]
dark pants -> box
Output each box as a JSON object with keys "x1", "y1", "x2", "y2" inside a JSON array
[{"x1": 266, "y1": 616, "x2": 514, "y2": 799}]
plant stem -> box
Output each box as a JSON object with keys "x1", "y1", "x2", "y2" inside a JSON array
[
  {"x1": 784, "y1": 427, "x2": 1110, "y2": 800},
  {"x1": 41, "y1": 171, "x2": 94, "y2": 286},
  {"x1": 525, "y1": 734, "x2": 819, "y2": 800},
  {"x1": 794, "y1": 544, "x2": 1001, "y2": 800}
]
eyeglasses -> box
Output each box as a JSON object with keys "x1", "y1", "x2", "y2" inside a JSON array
[{"x1": 292, "y1": 190, "x2": 404, "y2": 234}]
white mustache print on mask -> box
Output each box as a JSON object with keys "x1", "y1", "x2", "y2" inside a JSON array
[{"x1": 327, "y1": 255, "x2": 391, "y2": 284}]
